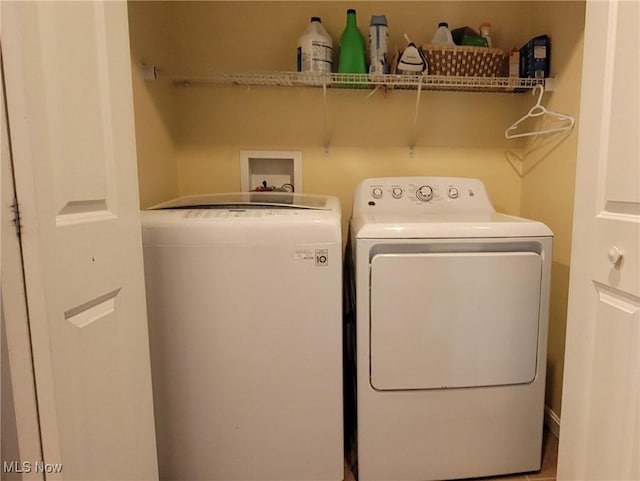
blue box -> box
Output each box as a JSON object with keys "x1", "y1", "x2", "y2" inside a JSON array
[{"x1": 520, "y1": 35, "x2": 550, "y2": 78}]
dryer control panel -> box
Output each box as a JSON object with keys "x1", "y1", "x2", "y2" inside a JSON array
[{"x1": 353, "y1": 177, "x2": 495, "y2": 215}]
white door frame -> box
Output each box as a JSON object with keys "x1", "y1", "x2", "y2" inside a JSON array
[{"x1": 1, "y1": 44, "x2": 45, "y2": 479}]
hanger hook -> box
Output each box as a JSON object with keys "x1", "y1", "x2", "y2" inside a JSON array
[{"x1": 533, "y1": 84, "x2": 544, "y2": 107}]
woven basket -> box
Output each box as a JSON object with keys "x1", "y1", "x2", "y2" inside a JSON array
[{"x1": 422, "y1": 45, "x2": 507, "y2": 77}]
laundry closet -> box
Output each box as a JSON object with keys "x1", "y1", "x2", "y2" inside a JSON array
[
  {"x1": 127, "y1": 0, "x2": 585, "y2": 429},
  {"x1": 7, "y1": 0, "x2": 640, "y2": 479}
]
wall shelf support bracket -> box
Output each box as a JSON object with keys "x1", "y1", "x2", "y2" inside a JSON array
[
  {"x1": 409, "y1": 83, "x2": 422, "y2": 157},
  {"x1": 322, "y1": 82, "x2": 330, "y2": 154}
]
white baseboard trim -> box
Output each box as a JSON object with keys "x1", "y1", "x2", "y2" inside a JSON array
[{"x1": 544, "y1": 405, "x2": 560, "y2": 439}]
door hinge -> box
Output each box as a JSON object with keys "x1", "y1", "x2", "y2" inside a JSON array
[{"x1": 11, "y1": 197, "x2": 22, "y2": 237}]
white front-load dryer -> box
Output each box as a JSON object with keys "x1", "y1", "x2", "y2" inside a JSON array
[
  {"x1": 347, "y1": 177, "x2": 553, "y2": 481},
  {"x1": 141, "y1": 192, "x2": 343, "y2": 481}
]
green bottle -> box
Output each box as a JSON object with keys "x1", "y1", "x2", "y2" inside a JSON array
[{"x1": 338, "y1": 9, "x2": 367, "y2": 78}]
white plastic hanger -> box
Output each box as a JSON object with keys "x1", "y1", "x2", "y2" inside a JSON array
[{"x1": 505, "y1": 84, "x2": 575, "y2": 139}]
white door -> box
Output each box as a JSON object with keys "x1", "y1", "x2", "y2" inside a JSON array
[
  {"x1": 558, "y1": 1, "x2": 640, "y2": 480},
  {"x1": 1, "y1": 2, "x2": 158, "y2": 480}
]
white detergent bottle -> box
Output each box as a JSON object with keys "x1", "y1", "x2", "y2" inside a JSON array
[
  {"x1": 431, "y1": 22, "x2": 455, "y2": 45},
  {"x1": 297, "y1": 17, "x2": 334, "y2": 73}
]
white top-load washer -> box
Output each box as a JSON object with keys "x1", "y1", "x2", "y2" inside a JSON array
[
  {"x1": 348, "y1": 177, "x2": 552, "y2": 481},
  {"x1": 141, "y1": 192, "x2": 343, "y2": 481}
]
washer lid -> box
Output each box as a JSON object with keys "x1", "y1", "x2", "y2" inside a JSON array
[
  {"x1": 353, "y1": 212, "x2": 553, "y2": 238},
  {"x1": 149, "y1": 192, "x2": 336, "y2": 210},
  {"x1": 141, "y1": 193, "x2": 341, "y2": 245}
]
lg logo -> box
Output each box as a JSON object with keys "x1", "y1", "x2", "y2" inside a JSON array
[{"x1": 315, "y1": 249, "x2": 328, "y2": 267}]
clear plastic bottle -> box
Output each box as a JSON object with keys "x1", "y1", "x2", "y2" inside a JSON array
[
  {"x1": 297, "y1": 17, "x2": 334, "y2": 73},
  {"x1": 431, "y1": 22, "x2": 455, "y2": 46},
  {"x1": 368, "y1": 15, "x2": 389, "y2": 76},
  {"x1": 338, "y1": 9, "x2": 367, "y2": 74}
]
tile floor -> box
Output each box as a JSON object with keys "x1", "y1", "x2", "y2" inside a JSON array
[
  {"x1": 344, "y1": 429, "x2": 558, "y2": 481},
  {"x1": 479, "y1": 429, "x2": 559, "y2": 481}
]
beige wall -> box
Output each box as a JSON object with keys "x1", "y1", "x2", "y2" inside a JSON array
[
  {"x1": 521, "y1": 1, "x2": 586, "y2": 417},
  {"x1": 174, "y1": 84, "x2": 526, "y2": 233},
  {"x1": 128, "y1": 0, "x2": 585, "y2": 420},
  {"x1": 128, "y1": 2, "x2": 181, "y2": 207}
]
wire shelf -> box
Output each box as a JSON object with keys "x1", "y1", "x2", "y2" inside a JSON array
[{"x1": 159, "y1": 70, "x2": 548, "y2": 93}]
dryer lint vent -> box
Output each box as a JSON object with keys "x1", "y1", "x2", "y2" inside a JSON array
[{"x1": 240, "y1": 150, "x2": 302, "y2": 192}]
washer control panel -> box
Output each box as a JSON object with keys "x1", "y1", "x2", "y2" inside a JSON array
[{"x1": 354, "y1": 177, "x2": 495, "y2": 215}]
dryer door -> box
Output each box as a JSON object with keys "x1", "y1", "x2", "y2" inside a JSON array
[{"x1": 370, "y1": 251, "x2": 542, "y2": 391}]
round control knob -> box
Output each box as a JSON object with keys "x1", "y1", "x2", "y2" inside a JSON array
[
  {"x1": 371, "y1": 187, "x2": 383, "y2": 199},
  {"x1": 416, "y1": 185, "x2": 434, "y2": 202},
  {"x1": 392, "y1": 187, "x2": 403, "y2": 199},
  {"x1": 448, "y1": 187, "x2": 459, "y2": 199},
  {"x1": 608, "y1": 246, "x2": 623, "y2": 265}
]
